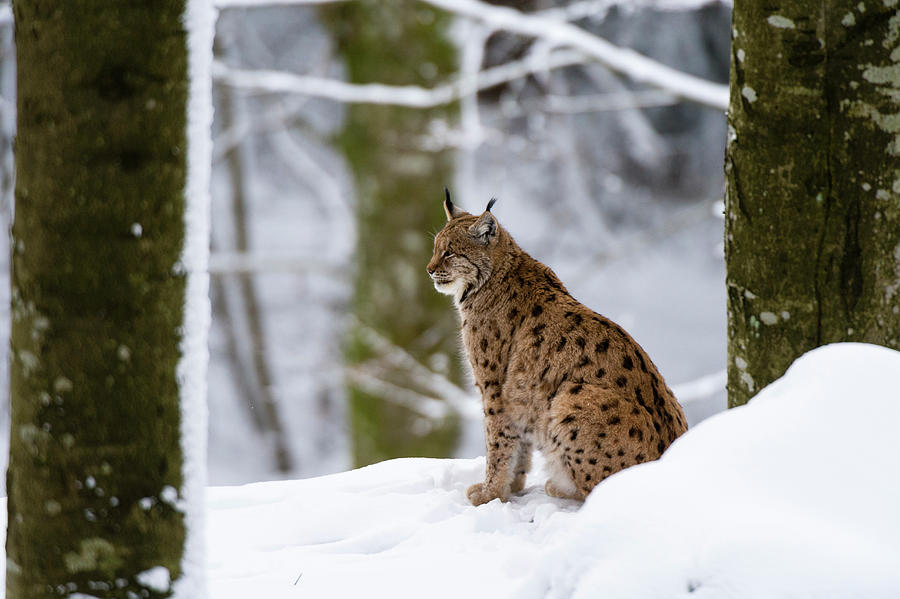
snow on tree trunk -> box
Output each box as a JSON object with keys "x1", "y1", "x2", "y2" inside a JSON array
[
  {"x1": 724, "y1": 0, "x2": 900, "y2": 407},
  {"x1": 321, "y1": 1, "x2": 464, "y2": 467},
  {"x1": 6, "y1": 1, "x2": 213, "y2": 598}
]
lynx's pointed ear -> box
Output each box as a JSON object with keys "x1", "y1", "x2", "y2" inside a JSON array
[
  {"x1": 469, "y1": 210, "x2": 497, "y2": 244},
  {"x1": 485, "y1": 197, "x2": 497, "y2": 212},
  {"x1": 443, "y1": 188, "x2": 466, "y2": 221}
]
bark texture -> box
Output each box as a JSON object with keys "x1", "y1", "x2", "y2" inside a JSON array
[
  {"x1": 725, "y1": 0, "x2": 900, "y2": 407},
  {"x1": 8, "y1": 2, "x2": 191, "y2": 597},
  {"x1": 321, "y1": 0, "x2": 463, "y2": 466}
]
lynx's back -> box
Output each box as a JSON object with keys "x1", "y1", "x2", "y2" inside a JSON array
[{"x1": 428, "y1": 193, "x2": 687, "y2": 505}]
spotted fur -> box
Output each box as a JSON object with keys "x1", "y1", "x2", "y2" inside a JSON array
[{"x1": 427, "y1": 192, "x2": 687, "y2": 505}]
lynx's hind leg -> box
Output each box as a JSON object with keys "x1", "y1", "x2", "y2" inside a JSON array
[
  {"x1": 509, "y1": 441, "x2": 533, "y2": 494},
  {"x1": 543, "y1": 382, "x2": 657, "y2": 499},
  {"x1": 544, "y1": 459, "x2": 584, "y2": 500}
]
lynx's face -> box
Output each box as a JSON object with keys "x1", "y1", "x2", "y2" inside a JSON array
[{"x1": 427, "y1": 193, "x2": 501, "y2": 303}]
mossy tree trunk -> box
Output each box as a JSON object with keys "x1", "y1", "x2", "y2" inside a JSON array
[
  {"x1": 7, "y1": 2, "x2": 206, "y2": 597},
  {"x1": 321, "y1": 0, "x2": 464, "y2": 466},
  {"x1": 725, "y1": 0, "x2": 900, "y2": 407}
]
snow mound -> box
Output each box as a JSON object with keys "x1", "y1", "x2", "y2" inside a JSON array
[{"x1": 528, "y1": 342, "x2": 900, "y2": 598}]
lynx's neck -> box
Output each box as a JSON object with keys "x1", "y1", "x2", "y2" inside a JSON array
[{"x1": 457, "y1": 250, "x2": 568, "y2": 317}]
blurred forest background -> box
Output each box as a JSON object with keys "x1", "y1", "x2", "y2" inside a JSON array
[{"x1": 0, "y1": 0, "x2": 732, "y2": 488}]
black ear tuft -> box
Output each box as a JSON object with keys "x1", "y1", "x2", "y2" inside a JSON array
[
  {"x1": 443, "y1": 187, "x2": 463, "y2": 221},
  {"x1": 486, "y1": 197, "x2": 497, "y2": 212}
]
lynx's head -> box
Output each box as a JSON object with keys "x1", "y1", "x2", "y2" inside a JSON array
[{"x1": 427, "y1": 189, "x2": 509, "y2": 304}]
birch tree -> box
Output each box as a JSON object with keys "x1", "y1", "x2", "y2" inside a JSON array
[
  {"x1": 7, "y1": 2, "x2": 212, "y2": 597},
  {"x1": 725, "y1": 0, "x2": 900, "y2": 407}
]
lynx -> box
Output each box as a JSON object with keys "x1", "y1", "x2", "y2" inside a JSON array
[{"x1": 427, "y1": 191, "x2": 687, "y2": 505}]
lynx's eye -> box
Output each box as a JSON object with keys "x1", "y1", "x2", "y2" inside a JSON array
[{"x1": 442, "y1": 250, "x2": 454, "y2": 259}]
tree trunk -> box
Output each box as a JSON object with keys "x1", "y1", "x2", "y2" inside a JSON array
[
  {"x1": 212, "y1": 33, "x2": 293, "y2": 473},
  {"x1": 7, "y1": 2, "x2": 211, "y2": 597},
  {"x1": 321, "y1": 0, "x2": 464, "y2": 467},
  {"x1": 725, "y1": 0, "x2": 900, "y2": 407}
]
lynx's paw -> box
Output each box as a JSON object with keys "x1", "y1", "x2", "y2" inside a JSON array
[
  {"x1": 544, "y1": 479, "x2": 584, "y2": 501},
  {"x1": 466, "y1": 482, "x2": 508, "y2": 506}
]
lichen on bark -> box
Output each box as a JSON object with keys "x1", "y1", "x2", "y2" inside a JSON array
[{"x1": 725, "y1": 0, "x2": 900, "y2": 407}]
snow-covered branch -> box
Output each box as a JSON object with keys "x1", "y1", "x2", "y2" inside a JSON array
[
  {"x1": 345, "y1": 366, "x2": 452, "y2": 420},
  {"x1": 537, "y1": 0, "x2": 728, "y2": 22},
  {"x1": 419, "y1": 0, "x2": 727, "y2": 109},
  {"x1": 215, "y1": 0, "x2": 342, "y2": 7},
  {"x1": 208, "y1": 251, "x2": 348, "y2": 275},
  {"x1": 213, "y1": 0, "x2": 728, "y2": 110},
  {"x1": 212, "y1": 49, "x2": 588, "y2": 108},
  {"x1": 353, "y1": 322, "x2": 480, "y2": 419},
  {"x1": 537, "y1": 89, "x2": 679, "y2": 114}
]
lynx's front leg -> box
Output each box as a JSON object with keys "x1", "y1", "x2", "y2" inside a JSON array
[{"x1": 467, "y1": 398, "x2": 521, "y2": 505}]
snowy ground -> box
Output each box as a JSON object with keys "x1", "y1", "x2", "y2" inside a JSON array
[
  {"x1": 0, "y1": 343, "x2": 894, "y2": 598},
  {"x1": 203, "y1": 342, "x2": 899, "y2": 599}
]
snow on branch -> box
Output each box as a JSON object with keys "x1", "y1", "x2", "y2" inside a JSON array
[
  {"x1": 345, "y1": 366, "x2": 453, "y2": 420},
  {"x1": 212, "y1": 50, "x2": 588, "y2": 108},
  {"x1": 508, "y1": 89, "x2": 679, "y2": 117},
  {"x1": 208, "y1": 251, "x2": 347, "y2": 275},
  {"x1": 352, "y1": 321, "x2": 480, "y2": 419},
  {"x1": 537, "y1": 0, "x2": 729, "y2": 22},
  {"x1": 213, "y1": 0, "x2": 728, "y2": 110},
  {"x1": 419, "y1": 0, "x2": 727, "y2": 109},
  {"x1": 215, "y1": 0, "x2": 342, "y2": 7}
]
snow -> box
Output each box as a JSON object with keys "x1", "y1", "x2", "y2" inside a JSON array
[
  {"x1": 208, "y1": 342, "x2": 900, "y2": 599},
  {"x1": 136, "y1": 566, "x2": 172, "y2": 593},
  {"x1": 176, "y1": 0, "x2": 216, "y2": 596}
]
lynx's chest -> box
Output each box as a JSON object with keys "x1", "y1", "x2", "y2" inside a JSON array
[{"x1": 460, "y1": 313, "x2": 516, "y2": 382}]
